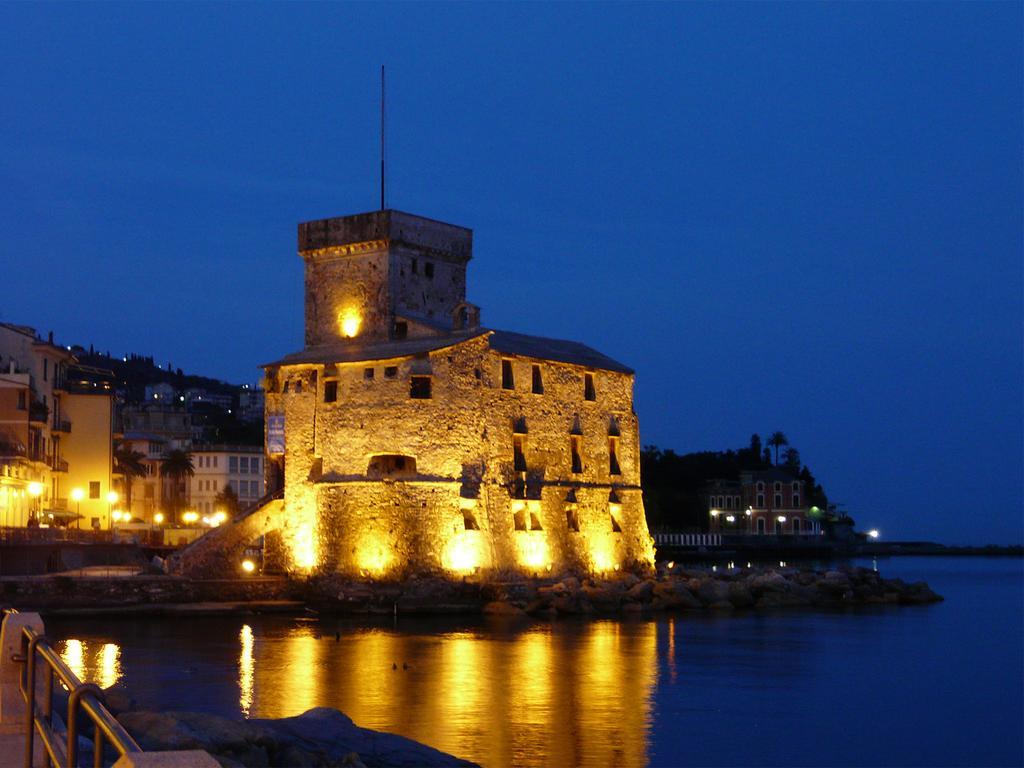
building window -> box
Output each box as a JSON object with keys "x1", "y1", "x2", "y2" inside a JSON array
[
  {"x1": 513, "y1": 436, "x2": 527, "y2": 472},
  {"x1": 364, "y1": 368, "x2": 375, "y2": 380},
  {"x1": 462, "y1": 508, "x2": 480, "y2": 530},
  {"x1": 251, "y1": 458, "x2": 260, "y2": 474},
  {"x1": 16, "y1": 391, "x2": 25, "y2": 410},
  {"x1": 43, "y1": 359, "x2": 48, "y2": 382},
  {"x1": 774, "y1": 481, "x2": 782, "y2": 492},
  {"x1": 89, "y1": 481, "x2": 100, "y2": 499},
  {"x1": 757, "y1": 517, "x2": 766, "y2": 534},
  {"x1": 213, "y1": 456, "x2": 218, "y2": 468},
  {"x1": 501, "y1": 360, "x2": 515, "y2": 390},
  {"x1": 393, "y1": 321, "x2": 408, "y2": 340},
  {"x1": 793, "y1": 517, "x2": 802, "y2": 533},
  {"x1": 757, "y1": 481, "x2": 765, "y2": 491},
  {"x1": 775, "y1": 519, "x2": 783, "y2": 535},
  {"x1": 608, "y1": 437, "x2": 621, "y2": 476},
  {"x1": 793, "y1": 493, "x2": 800, "y2": 507},
  {"x1": 324, "y1": 381, "x2": 338, "y2": 402},
  {"x1": 774, "y1": 494, "x2": 783, "y2": 508},
  {"x1": 412, "y1": 258, "x2": 418, "y2": 274},
  {"x1": 240, "y1": 457, "x2": 249, "y2": 473},
  {"x1": 384, "y1": 366, "x2": 398, "y2": 379},
  {"x1": 410, "y1": 376, "x2": 432, "y2": 399},
  {"x1": 570, "y1": 436, "x2": 583, "y2": 474},
  {"x1": 584, "y1": 373, "x2": 596, "y2": 401},
  {"x1": 229, "y1": 457, "x2": 238, "y2": 473},
  {"x1": 792, "y1": 482, "x2": 800, "y2": 492},
  {"x1": 756, "y1": 493, "x2": 765, "y2": 507},
  {"x1": 425, "y1": 262, "x2": 434, "y2": 279},
  {"x1": 531, "y1": 365, "x2": 544, "y2": 394}
]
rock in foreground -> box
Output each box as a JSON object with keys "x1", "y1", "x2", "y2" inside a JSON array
[{"x1": 119, "y1": 707, "x2": 478, "y2": 768}]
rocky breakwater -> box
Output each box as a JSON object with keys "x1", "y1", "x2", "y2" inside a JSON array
[
  {"x1": 115, "y1": 707, "x2": 477, "y2": 768},
  {"x1": 483, "y1": 566, "x2": 943, "y2": 616}
]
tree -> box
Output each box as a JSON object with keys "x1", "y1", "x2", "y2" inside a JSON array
[
  {"x1": 767, "y1": 431, "x2": 789, "y2": 465},
  {"x1": 214, "y1": 484, "x2": 240, "y2": 519},
  {"x1": 160, "y1": 449, "x2": 194, "y2": 523},
  {"x1": 783, "y1": 447, "x2": 801, "y2": 473},
  {"x1": 113, "y1": 442, "x2": 147, "y2": 516}
]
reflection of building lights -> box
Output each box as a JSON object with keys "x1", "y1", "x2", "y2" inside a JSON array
[
  {"x1": 61, "y1": 639, "x2": 85, "y2": 681},
  {"x1": 239, "y1": 625, "x2": 254, "y2": 717},
  {"x1": 241, "y1": 559, "x2": 256, "y2": 574},
  {"x1": 99, "y1": 643, "x2": 121, "y2": 690}
]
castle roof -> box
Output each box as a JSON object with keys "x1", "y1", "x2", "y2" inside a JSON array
[{"x1": 263, "y1": 329, "x2": 633, "y2": 374}]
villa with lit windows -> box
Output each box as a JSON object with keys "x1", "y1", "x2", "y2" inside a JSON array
[
  {"x1": 706, "y1": 469, "x2": 819, "y2": 536},
  {"x1": 249, "y1": 209, "x2": 655, "y2": 579}
]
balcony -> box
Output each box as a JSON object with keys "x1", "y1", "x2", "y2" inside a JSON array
[
  {"x1": 29, "y1": 401, "x2": 49, "y2": 425},
  {"x1": 51, "y1": 457, "x2": 69, "y2": 473},
  {"x1": 0, "y1": 441, "x2": 27, "y2": 460},
  {"x1": 53, "y1": 419, "x2": 72, "y2": 434}
]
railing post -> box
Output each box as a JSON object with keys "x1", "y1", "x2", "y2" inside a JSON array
[{"x1": 0, "y1": 611, "x2": 43, "y2": 730}]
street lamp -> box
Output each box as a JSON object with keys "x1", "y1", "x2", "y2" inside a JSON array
[
  {"x1": 70, "y1": 487, "x2": 84, "y2": 528},
  {"x1": 867, "y1": 529, "x2": 880, "y2": 539}
]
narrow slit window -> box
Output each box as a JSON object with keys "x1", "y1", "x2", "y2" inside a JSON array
[
  {"x1": 323, "y1": 381, "x2": 337, "y2": 403},
  {"x1": 513, "y1": 502, "x2": 527, "y2": 531},
  {"x1": 502, "y1": 360, "x2": 515, "y2": 390},
  {"x1": 571, "y1": 436, "x2": 583, "y2": 474},
  {"x1": 425, "y1": 262, "x2": 434, "y2": 279},
  {"x1": 462, "y1": 509, "x2": 480, "y2": 530},
  {"x1": 410, "y1": 376, "x2": 432, "y2": 399},
  {"x1": 531, "y1": 364, "x2": 544, "y2": 394},
  {"x1": 393, "y1": 321, "x2": 408, "y2": 340},
  {"x1": 584, "y1": 373, "x2": 596, "y2": 401},
  {"x1": 610, "y1": 510, "x2": 622, "y2": 533},
  {"x1": 412, "y1": 258, "x2": 418, "y2": 274},
  {"x1": 609, "y1": 437, "x2": 621, "y2": 476},
  {"x1": 529, "y1": 511, "x2": 543, "y2": 531},
  {"x1": 513, "y1": 435, "x2": 527, "y2": 472}
]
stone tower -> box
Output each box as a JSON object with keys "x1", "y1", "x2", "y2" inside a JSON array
[{"x1": 298, "y1": 210, "x2": 475, "y2": 346}]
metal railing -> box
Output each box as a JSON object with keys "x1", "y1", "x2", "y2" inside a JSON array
[{"x1": 15, "y1": 621, "x2": 142, "y2": 768}]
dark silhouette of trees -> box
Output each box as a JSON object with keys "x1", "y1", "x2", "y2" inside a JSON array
[
  {"x1": 113, "y1": 441, "x2": 146, "y2": 515},
  {"x1": 160, "y1": 449, "x2": 194, "y2": 523},
  {"x1": 767, "y1": 431, "x2": 789, "y2": 465},
  {"x1": 214, "y1": 484, "x2": 240, "y2": 519}
]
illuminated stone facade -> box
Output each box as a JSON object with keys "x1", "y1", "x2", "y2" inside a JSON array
[{"x1": 262, "y1": 210, "x2": 654, "y2": 578}]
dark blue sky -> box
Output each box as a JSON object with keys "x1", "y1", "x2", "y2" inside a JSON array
[{"x1": 2, "y1": 3, "x2": 1020, "y2": 543}]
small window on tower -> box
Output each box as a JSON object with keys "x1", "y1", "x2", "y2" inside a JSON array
[
  {"x1": 584, "y1": 373, "x2": 596, "y2": 401},
  {"x1": 364, "y1": 368, "x2": 375, "y2": 380},
  {"x1": 410, "y1": 376, "x2": 432, "y2": 399},
  {"x1": 502, "y1": 360, "x2": 515, "y2": 390},
  {"x1": 411, "y1": 258, "x2": 418, "y2": 274},
  {"x1": 384, "y1": 367, "x2": 398, "y2": 379},
  {"x1": 425, "y1": 262, "x2": 434, "y2": 279},
  {"x1": 571, "y1": 436, "x2": 583, "y2": 474},
  {"x1": 566, "y1": 507, "x2": 580, "y2": 532},
  {"x1": 609, "y1": 437, "x2": 621, "y2": 476},
  {"x1": 513, "y1": 435, "x2": 527, "y2": 472},
  {"x1": 393, "y1": 322, "x2": 408, "y2": 340},
  {"x1": 323, "y1": 381, "x2": 337, "y2": 403},
  {"x1": 531, "y1": 364, "x2": 544, "y2": 394}
]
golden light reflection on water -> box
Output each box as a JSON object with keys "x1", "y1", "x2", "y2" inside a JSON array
[
  {"x1": 242, "y1": 619, "x2": 657, "y2": 768},
  {"x1": 57, "y1": 639, "x2": 122, "y2": 689},
  {"x1": 239, "y1": 625, "x2": 254, "y2": 717}
]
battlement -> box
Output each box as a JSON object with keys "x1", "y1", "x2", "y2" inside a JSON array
[{"x1": 298, "y1": 210, "x2": 472, "y2": 263}]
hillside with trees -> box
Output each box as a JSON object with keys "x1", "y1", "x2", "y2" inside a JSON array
[{"x1": 641, "y1": 433, "x2": 829, "y2": 531}]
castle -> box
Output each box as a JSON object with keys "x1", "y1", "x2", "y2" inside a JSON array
[{"x1": 259, "y1": 209, "x2": 654, "y2": 578}]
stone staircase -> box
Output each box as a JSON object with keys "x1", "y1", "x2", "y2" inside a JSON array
[{"x1": 167, "y1": 491, "x2": 284, "y2": 579}]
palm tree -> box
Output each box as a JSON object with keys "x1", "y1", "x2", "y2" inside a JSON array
[
  {"x1": 113, "y1": 441, "x2": 147, "y2": 517},
  {"x1": 767, "y1": 431, "x2": 789, "y2": 466},
  {"x1": 160, "y1": 449, "x2": 195, "y2": 523}
]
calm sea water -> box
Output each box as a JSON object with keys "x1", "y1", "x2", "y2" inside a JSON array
[{"x1": 45, "y1": 557, "x2": 1023, "y2": 768}]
